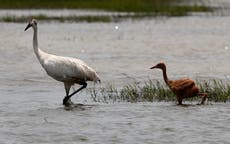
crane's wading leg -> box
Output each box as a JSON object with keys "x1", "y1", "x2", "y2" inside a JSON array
[
  {"x1": 177, "y1": 96, "x2": 183, "y2": 105},
  {"x1": 63, "y1": 83, "x2": 72, "y2": 105},
  {"x1": 199, "y1": 93, "x2": 208, "y2": 105},
  {"x1": 63, "y1": 82, "x2": 87, "y2": 106}
]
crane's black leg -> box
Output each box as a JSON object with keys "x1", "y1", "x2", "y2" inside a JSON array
[
  {"x1": 63, "y1": 82, "x2": 87, "y2": 105},
  {"x1": 63, "y1": 83, "x2": 71, "y2": 105}
]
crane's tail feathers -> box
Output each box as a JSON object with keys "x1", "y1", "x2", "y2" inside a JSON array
[
  {"x1": 94, "y1": 79, "x2": 101, "y2": 83},
  {"x1": 94, "y1": 74, "x2": 101, "y2": 83}
]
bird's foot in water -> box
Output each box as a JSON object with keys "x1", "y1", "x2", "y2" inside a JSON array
[
  {"x1": 63, "y1": 98, "x2": 74, "y2": 107},
  {"x1": 63, "y1": 100, "x2": 75, "y2": 110}
]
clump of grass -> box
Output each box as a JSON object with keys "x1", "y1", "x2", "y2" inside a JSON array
[
  {"x1": 119, "y1": 81, "x2": 175, "y2": 102},
  {"x1": 141, "y1": 80, "x2": 175, "y2": 102},
  {"x1": 120, "y1": 82, "x2": 140, "y2": 102},
  {"x1": 89, "y1": 84, "x2": 119, "y2": 103},
  {"x1": 198, "y1": 80, "x2": 230, "y2": 102},
  {"x1": 89, "y1": 79, "x2": 230, "y2": 103},
  {"x1": 89, "y1": 80, "x2": 175, "y2": 103}
]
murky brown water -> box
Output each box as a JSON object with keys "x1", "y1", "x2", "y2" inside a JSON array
[{"x1": 1, "y1": 13, "x2": 230, "y2": 143}]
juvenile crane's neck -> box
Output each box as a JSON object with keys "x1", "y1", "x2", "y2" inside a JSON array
[{"x1": 161, "y1": 66, "x2": 170, "y2": 86}]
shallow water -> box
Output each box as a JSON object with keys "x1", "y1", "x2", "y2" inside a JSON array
[
  {"x1": 1, "y1": 103, "x2": 230, "y2": 144},
  {"x1": 1, "y1": 15, "x2": 230, "y2": 143}
]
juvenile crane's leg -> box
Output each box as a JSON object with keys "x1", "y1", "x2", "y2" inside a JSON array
[
  {"x1": 199, "y1": 93, "x2": 208, "y2": 105},
  {"x1": 177, "y1": 96, "x2": 183, "y2": 105},
  {"x1": 63, "y1": 82, "x2": 87, "y2": 105}
]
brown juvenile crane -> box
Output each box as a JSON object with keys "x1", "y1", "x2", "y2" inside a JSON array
[{"x1": 150, "y1": 62, "x2": 207, "y2": 105}]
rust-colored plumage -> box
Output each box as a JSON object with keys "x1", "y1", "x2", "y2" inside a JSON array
[{"x1": 150, "y1": 62, "x2": 207, "y2": 105}]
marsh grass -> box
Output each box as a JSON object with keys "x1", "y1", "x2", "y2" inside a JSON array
[
  {"x1": 89, "y1": 79, "x2": 230, "y2": 103},
  {"x1": 90, "y1": 84, "x2": 119, "y2": 103},
  {"x1": 0, "y1": 15, "x2": 112, "y2": 23},
  {"x1": 0, "y1": 0, "x2": 211, "y2": 14},
  {"x1": 0, "y1": 0, "x2": 211, "y2": 21},
  {"x1": 0, "y1": 8, "x2": 209, "y2": 23},
  {"x1": 198, "y1": 80, "x2": 230, "y2": 102}
]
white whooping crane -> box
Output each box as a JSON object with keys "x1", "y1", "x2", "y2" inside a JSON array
[{"x1": 24, "y1": 18, "x2": 100, "y2": 106}]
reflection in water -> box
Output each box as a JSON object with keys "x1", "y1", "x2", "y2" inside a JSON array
[{"x1": 63, "y1": 103, "x2": 95, "y2": 111}]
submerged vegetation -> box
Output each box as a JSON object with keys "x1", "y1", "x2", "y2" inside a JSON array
[
  {"x1": 89, "y1": 80, "x2": 230, "y2": 103},
  {"x1": 0, "y1": 0, "x2": 212, "y2": 22}
]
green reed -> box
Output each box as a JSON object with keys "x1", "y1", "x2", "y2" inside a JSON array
[
  {"x1": 198, "y1": 80, "x2": 230, "y2": 102},
  {"x1": 89, "y1": 79, "x2": 230, "y2": 103}
]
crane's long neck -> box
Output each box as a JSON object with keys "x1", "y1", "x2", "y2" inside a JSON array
[
  {"x1": 161, "y1": 66, "x2": 170, "y2": 86},
  {"x1": 33, "y1": 26, "x2": 39, "y2": 57},
  {"x1": 33, "y1": 26, "x2": 45, "y2": 63}
]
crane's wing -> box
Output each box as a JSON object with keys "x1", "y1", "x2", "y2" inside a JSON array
[
  {"x1": 170, "y1": 78, "x2": 195, "y2": 92},
  {"x1": 41, "y1": 54, "x2": 100, "y2": 82}
]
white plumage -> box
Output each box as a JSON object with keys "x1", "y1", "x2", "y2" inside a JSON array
[{"x1": 25, "y1": 19, "x2": 100, "y2": 106}]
